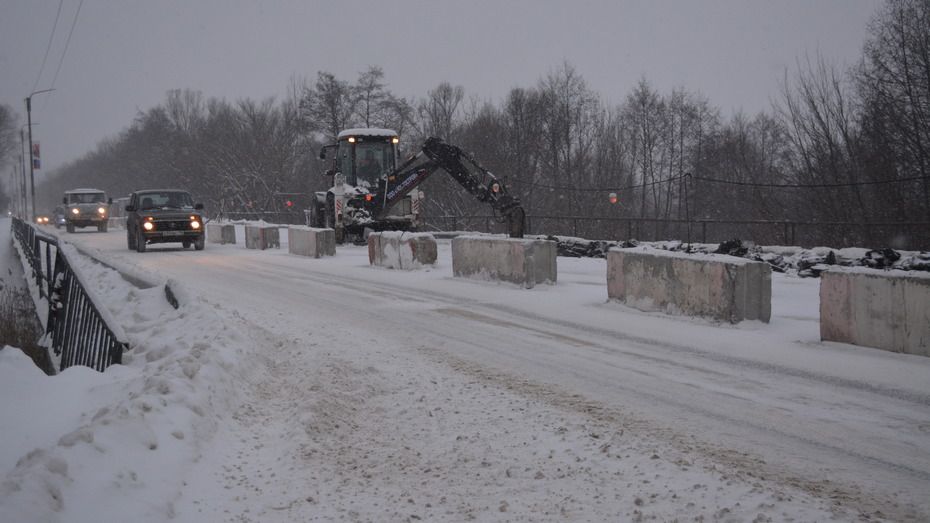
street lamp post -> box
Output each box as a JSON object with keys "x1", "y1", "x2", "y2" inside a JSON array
[
  {"x1": 19, "y1": 124, "x2": 34, "y2": 220},
  {"x1": 25, "y1": 89, "x2": 55, "y2": 222}
]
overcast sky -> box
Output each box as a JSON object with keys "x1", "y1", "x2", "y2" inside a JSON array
[{"x1": 1, "y1": 0, "x2": 879, "y2": 177}]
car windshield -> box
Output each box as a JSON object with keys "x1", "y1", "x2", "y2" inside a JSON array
[
  {"x1": 67, "y1": 192, "x2": 106, "y2": 204},
  {"x1": 138, "y1": 191, "x2": 194, "y2": 210}
]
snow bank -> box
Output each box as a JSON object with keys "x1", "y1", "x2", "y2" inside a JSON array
[{"x1": 0, "y1": 251, "x2": 252, "y2": 522}]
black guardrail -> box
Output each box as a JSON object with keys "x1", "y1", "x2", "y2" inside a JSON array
[{"x1": 11, "y1": 217, "x2": 128, "y2": 372}]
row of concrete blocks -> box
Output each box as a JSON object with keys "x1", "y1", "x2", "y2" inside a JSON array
[
  {"x1": 450, "y1": 238, "x2": 928, "y2": 357},
  {"x1": 607, "y1": 248, "x2": 930, "y2": 357},
  {"x1": 207, "y1": 223, "x2": 337, "y2": 258},
  {"x1": 209, "y1": 223, "x2": 929, "y2": 357}
]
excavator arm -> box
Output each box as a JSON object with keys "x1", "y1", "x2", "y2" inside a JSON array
[{"x1": 369, "y1": 137, "x2": 525, "y2": 237}]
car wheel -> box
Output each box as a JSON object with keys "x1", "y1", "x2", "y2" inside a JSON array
[
  {"x1": 98, "y1": 222, "x2": 108, "y2": 233},
  {"x1": 194, "y1": 235, "x2": 205, "y2": 251},
  {"x1": 135, "y1": 228, "x2": 146, "y2": 253},
  {"x1": 66, "y1": 222, "x2": 74, "y2": 233},
  {"x1": 127, "y1": 230, "x2": 136, "y2": 250},
  {"x1": 182, "y1": 240, "x2": 191, "y2": 249}
]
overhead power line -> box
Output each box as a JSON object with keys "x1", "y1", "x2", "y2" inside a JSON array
[
  {"x1": 693, "y1": 174, "x2": 930, "y2": 188},
  {"x1": 509, "y1": 172, "x2": 930, "y2": 194},
  {"x1": 510, "y1": 173, "x2": 690, "y2": 193},
  {"x1": 31, "y1": 0, "x2": 64, "y2": 93},
  {"x1": 48, "y1": 0, "x2": 85, "y2": 92}
]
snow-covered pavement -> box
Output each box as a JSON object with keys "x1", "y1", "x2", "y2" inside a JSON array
[{"x1": 2, "y1": 221, "x2": 929, "y2": 522}]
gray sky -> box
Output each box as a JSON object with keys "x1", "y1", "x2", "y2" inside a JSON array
[{"x1": 1, "y1": 0, "x2": 879, "y2": 176}]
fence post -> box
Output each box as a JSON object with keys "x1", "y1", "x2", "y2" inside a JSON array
[
  {"x1": 701, "y1": 222, "x2": 707, "y2": 243},
  {"x1": 45, "y1": 242, "x2": 52, "y2": 296}
]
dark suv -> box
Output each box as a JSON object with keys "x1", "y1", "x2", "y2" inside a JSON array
[{"x1": 125, "y1": 189, "x2": 205, "y2": 252}]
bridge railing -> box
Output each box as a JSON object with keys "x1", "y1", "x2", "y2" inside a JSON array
[
  {"x1": 420, "y1": 215, "x2": 930, "y2": 250},
  {"x1": 11, "y1": 217, "x2": 128, "y2": 372}
]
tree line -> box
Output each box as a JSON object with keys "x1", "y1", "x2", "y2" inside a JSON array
[{"x1": 9, "y1": 0, "x2": 929, "y2": 248}]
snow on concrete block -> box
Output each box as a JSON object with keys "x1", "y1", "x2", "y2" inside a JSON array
[
  {"x1": 820, "y1": 268, "x2": 930, "y2": 357},
  {"x1": 452, "y1": 236, "x2": 557, "y2": 289},
  {"x1": 207, "y1": 223, "x2": 236, "y2": 244},
  {"x1": 607, "y1": 247, "x2": 771, "y2": 323},
  {"x1": 288, "y1": 226, "x2": 335, "y2": 258},
  {"x1": 244, "y1": 225, "x2": 279, "y2": 250},
  {"x1": 368, "y1": 231, "x2": 437, "y2": 270}
]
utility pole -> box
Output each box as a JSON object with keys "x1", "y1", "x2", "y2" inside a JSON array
[
  {"x1": 19, "y1": 125, "x2": 30, "y2": 219},
  {"x1": 25, "y1": 89, "x2": 54, "y2": 222}
]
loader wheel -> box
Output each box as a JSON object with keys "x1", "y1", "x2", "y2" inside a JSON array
[{"x1": 308, "y1": 200, "x2": 325, "y2": 228}]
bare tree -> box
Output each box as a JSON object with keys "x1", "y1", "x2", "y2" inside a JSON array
[
  {"x1": 354, "y1": 66, "x2": 388, "y2": 128},
  {"x1": 300, "y1": 72, "x2": 356, "y2": 141},
  {"x1": 0, "y1": 104, "x2": 18, "y2": 168},
  {"x1": 857, "y1": 0, "x2": 930, "y2": 220},
  {"x1": 537, "y1": 62, "x2": 601, "y2": 218},
  {"x1": 417, "y1": 82, "x2": 465, "y2": 141},
  {"x1": 776, "y1": 53, "x2": 865, "y2": 224},
  {"x1": 623, "y1": 78, "x2": 666, "y2": 219}
]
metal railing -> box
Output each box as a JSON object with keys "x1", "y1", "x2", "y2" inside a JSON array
[
  {"x1": 11, "y1": 217, "x2": 128, "y2": 372},
  {"x1": 421, "y1": 215, "x2": 930, "y2": 250}
]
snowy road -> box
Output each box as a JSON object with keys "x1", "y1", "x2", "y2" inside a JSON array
[{"x1": 54, "y1": 227, "x2": 930, "y2": 521}]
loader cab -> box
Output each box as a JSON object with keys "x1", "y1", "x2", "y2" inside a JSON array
[{"x1": 321, "y1": 128, "x2": 399, "y2": 190}]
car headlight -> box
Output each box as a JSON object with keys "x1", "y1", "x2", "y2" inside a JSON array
[
  {"x1": 97, "y1": 207, "x2": 106, "y2": 215},
  {"x1": 190, "y1": 219, "x2": 201, "y2": 229},
  {"x1": 143, "y1": 221, "x2": 154, "y2": 231},
  {"x1": 71, "y1": 208, "x2": 80, "y2": 215}
]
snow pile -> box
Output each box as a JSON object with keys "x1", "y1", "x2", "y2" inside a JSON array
[
  {"x1": 0, "y1": 252, "x2": 251, "y2": 522},
  {"x1": 545, "y1": 235, "x2": 930, "y2": 276}
]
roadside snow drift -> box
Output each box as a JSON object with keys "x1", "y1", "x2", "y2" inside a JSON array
[{"x1": 0, "y1": 251, "x2": 252, "y2": 522}]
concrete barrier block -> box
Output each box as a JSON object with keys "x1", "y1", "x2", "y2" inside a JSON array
[
  {"x1": 607, "y1": 247, "x2": 771, "y2": 323},
  {"x1": 368, "y1": 232, "x2": 437, "y2": 269},
  {"x1": 288, "y1": 226, "x2": 335, "y2": 258},
  {"x1": 244, "y1": 225, "x2": 280, "y2": 250},
  {"x1": 452, "y1": 236, "x2": 557, "y2": 289},
  {"x1": 820, "y1": 269, "x2": 930, "y2": 356},
  {"x1": 207, "y1": 223, "x2": 236, "y2": 244}
]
